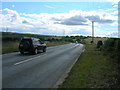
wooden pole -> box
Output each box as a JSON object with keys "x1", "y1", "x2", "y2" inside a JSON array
[{"x1": 92, "y1": 21, "x2": 94, "y2": 43}]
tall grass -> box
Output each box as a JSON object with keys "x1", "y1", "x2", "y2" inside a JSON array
[
  {"x1": 2, "y1": 41, "x2": 70, "y2": 54},
  {"x1": 2, "y1": 41, "x2": 19, "y2": 54}
]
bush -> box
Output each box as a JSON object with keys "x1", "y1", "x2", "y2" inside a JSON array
[
  {"x1": 102, "y1": 38, "x2": 120, "y2": 87},
  {"x1": 102, "y1": 38, "x2": 116, "y2": 54},
  {"x1": 96, "y1": 40, "x2": 103, "y2": 50},
  {"x1": 114, "y1": 39, "x2": 120, "y2": 63},
  {"x1": 101, "y1": 38, "x2": 120, "y2": 64}
]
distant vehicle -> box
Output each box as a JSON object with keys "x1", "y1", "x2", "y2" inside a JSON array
[
  {"x1": 75, "y1": 41, "x2": 78, "y2": 44},
  {"x1": 19, "y1": 37, "x2": 46, "y2": 54}
]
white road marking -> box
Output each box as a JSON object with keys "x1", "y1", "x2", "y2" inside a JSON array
[
  {"x1": 14, "y1": 54, "x2": 46, "y2": 66},
  {"x1": 14, "y1": 44, "x2": 79, "y2": 66}
]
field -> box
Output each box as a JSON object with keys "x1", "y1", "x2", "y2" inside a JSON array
[{"x1": 84, "y1": 37, "x2": 108, "y2": 44}]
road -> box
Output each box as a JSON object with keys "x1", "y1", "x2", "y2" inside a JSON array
[{"x1": 2, "y1": 43, "x2": 84, "y2": 88}]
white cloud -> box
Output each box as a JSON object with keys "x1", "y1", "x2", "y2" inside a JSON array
[
  {"x1": 70, "y1": 34, "x2": 83, "y2": 36},
  {"x1": 106, "y1": 0, "x2": 119, "y2": 3},
  {"x1": 110, "y1": 22, "x2": 118, "y2": 26},
  {"x1": 111, "y1": 11, "x2": 118, "y2": 15},
  {"x1": 3, "y1": 8, "x2": 18, "y2": 15},
  {"x1": 106, "y1": 31, "x2": 118, "y2": 37},
  {"x1": 44, "y1": 5, "x2": 54, "y2": 8},
  {"x1": 106, "y1": 0, "x2": 119, "y2": 5},
  {"x1": 1, "y1": 8, "x2": 35, "y2": 32},
  {"x1": 105, "y1": 8, "x2": 115, "y2": 12},
  {"x1": 113, "y1": 4, "x2": 118, "y2": 8},
  {"x1": 51, "y1": 10, "x2": 116, "y2": 25},
  {"x1": 0, "y1": 8, "x2": 118, "y2": 37}
]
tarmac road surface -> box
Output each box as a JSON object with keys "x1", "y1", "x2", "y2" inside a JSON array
[{"x1": 2, "y1": 43, "x2": 84, "y2": 88}]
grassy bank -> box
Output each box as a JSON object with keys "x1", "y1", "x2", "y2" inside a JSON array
[
  {"x1": 2, "y1": 41, "x2": 19, "y2": 54},
  {"x1": 2, "y1": 41, "x2": 70, "y2": 54},
  {"x1": 45, "y1": 41, "x2": 70, "y2": 47},
  {"x1": 59, "y1": 44, "x2": 117, "y2": 88}
]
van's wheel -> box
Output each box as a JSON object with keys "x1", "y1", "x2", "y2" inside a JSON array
[
  {"x1": 43, "y1": 48, "x2": 46, "y2": 52},
  {"x1": 33, "y1": 48, "x2": 38, "y2": 55}
]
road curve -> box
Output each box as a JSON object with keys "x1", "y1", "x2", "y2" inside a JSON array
[{"x1": 2, "y1": 43, "x2": 84, "y2": 88}]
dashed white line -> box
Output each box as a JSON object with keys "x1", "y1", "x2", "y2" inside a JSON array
[
  {"x1": 14, "y1": 44, "x2": 79, "y2": 66},
  {"x1": 14, "y1": 54, "x2": 46, "y2": 66}
]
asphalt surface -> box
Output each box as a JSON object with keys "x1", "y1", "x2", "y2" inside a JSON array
[{"x1": 2, "y1": 43, "x2": 84, "y2": 88}]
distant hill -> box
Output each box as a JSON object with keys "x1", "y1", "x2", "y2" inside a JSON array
[
  {"x1": 1, "y1": 31, "x2": 109, "y2": 43},
  {"x1": 1, "y1": 32, "x2": 50, "y2": 38},
  {"x1": 1, "y1": 32, "x2": 60, "y2": 41}
]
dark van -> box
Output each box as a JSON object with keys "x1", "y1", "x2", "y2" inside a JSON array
[{"x1": 19, "y1": 37, "x2": 46, "y2": 54}]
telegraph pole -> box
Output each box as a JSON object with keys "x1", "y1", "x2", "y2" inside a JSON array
[{"x1": 92, "y1": 21, "x2": 94, "y2": 43}]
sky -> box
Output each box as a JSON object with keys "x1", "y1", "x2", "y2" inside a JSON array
[{"x1": 0, "y1": 0, "x2": 119, "y2": 37}]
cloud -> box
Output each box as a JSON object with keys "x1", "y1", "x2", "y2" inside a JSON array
[
  {"x1": 0, "y1": 8, "x2": 117, "y2": 37},
  {"x1": 111, "y1": 11, "x2": 118, "y2": 15},
  {"x1": 20, "y1": 10, "x2": 116, "y2": 26},
  {"x1": 106, "y1": 31, "x2": 118, "y2": 37},
  {"x1": 113, "y1": 4, "x2": 118, "y2": 8},
  {"x1": 3, "y1": 8, "x2": 19, "y2": 16},
  {"x1": 1, "y1": 8, "x2": 21, "y2": 23},
  {"x1": 85, "y1": 15, "x2": 114, "y2": 24},
  {"x1": 106, "y1": 0, "x2": 119, "y2": 3},
  {"x1": 105, "y1": 8, "x2": 115, "y2": 12},
  {"x1": 44, "y1": 5, "x2": 54, "y2": 8},
  {"x1": 59, "y1": 15, "x2": 88, "y2": 25},
  {"x1": 0, "y1": 8, "x2": 34, "y2": 31},
  {"x1": 51, "y1": 10, "x2": 115, "y2": 25}
]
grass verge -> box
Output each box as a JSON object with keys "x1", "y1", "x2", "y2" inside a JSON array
[
  {"x1": 59, "y1": 44, "x2": 117, "y2": 88},
  {"x1": 2, "y1": 41, "x2": 19, "y2": 54},
  {"x1": 2, "y1": 41, "x2": 70, "y2": 54}
]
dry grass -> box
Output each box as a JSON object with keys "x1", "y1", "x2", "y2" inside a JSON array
[
  {"x1": 45, "y1": 41, "x2": 69, "y2": 47},
  {"x1": 2, "y1": 41, "x2": 19, "y2": 54},
  {"x1": 84, "y1": 37, "x2": 108, "y2": 44}
]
